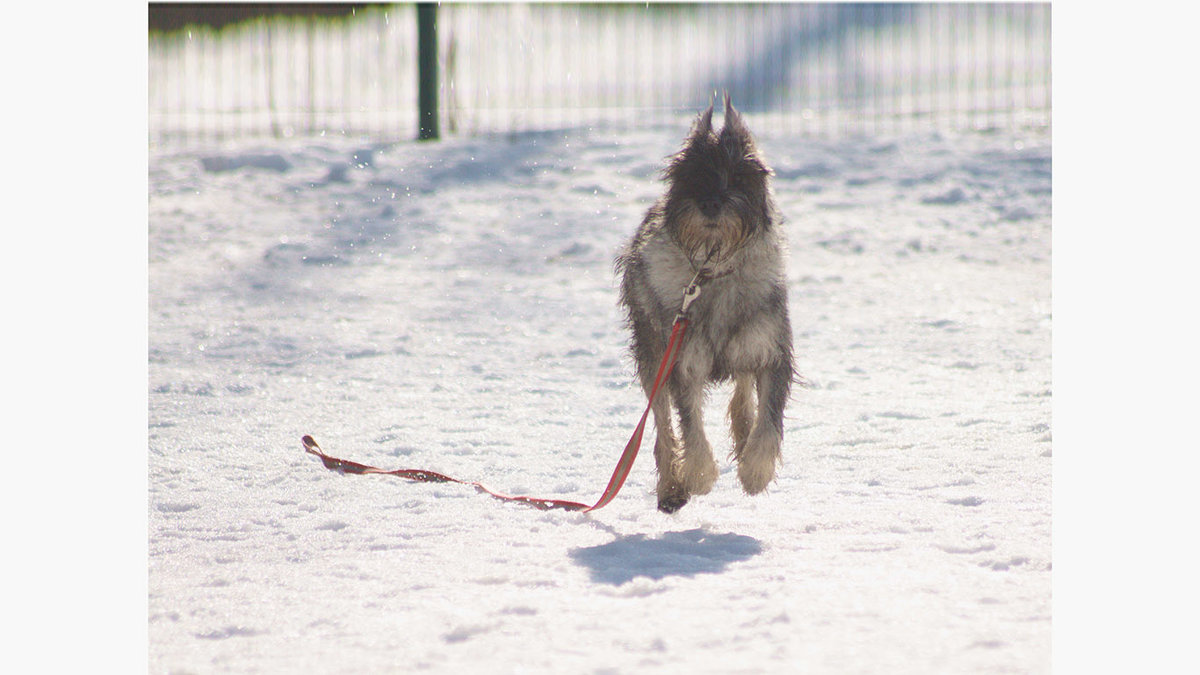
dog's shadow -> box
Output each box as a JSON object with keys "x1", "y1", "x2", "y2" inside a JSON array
[{"x1": 569, "y1": 528, "x2": 763, "y2": 585}]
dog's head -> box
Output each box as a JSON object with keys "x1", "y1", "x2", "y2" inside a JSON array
[{"x1": 662, "y1": 93, "x2": 774, "y2": 265}]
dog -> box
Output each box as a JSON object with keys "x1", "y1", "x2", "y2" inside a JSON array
[{"x1": 616, "y1": 94, "x2": 795, "y2": 513}]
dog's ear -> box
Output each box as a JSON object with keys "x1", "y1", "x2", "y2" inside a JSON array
[
  {"x1": 719, "y1": 93, "x2": 767, "y2": 170},
  {"x1": 722, "y1": 92, "x2": 748, "y2": 137},
  {"x1": 689, "y1": 102, "x2": 714, "y2": 142}
]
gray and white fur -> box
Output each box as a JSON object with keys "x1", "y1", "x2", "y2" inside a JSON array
[{"x1": 616, "y1": 94, "x2": 795, "y2": 513}]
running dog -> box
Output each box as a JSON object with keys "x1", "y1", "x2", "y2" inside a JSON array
[{"x1": 616, "y1": 94, "x2": 795, "y2": 513}]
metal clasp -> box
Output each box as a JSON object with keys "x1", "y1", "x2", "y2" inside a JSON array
[{"x1": 676, "y1": 270, "x2": 705, "y2": 321}]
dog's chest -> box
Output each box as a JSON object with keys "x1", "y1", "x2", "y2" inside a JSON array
[
  {"x1": 637, "y1": 234, "x2": 785, "y2": 372},
  {"x1": 641, "y1": 240, "x2": 699, "y2": 311},
  {"x1": 697, "y1": 281, "x2": 781, "y2": 368},
  {"x1": 672, "y1": 274, "x2": 783, "y2": 378}
]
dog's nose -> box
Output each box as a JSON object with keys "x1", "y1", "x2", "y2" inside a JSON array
[{"x1": 699, "y1": 198, "x2": 721, "y2": 218}]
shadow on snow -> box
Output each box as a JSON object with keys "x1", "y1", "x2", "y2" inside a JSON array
[{"x1": 570, "y1": 528, "x2": 763, "y2": 585}]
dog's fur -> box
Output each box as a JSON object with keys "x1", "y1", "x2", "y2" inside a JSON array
[{"x1": 616, "y1": 94, "x2": 795, "y2": 513}]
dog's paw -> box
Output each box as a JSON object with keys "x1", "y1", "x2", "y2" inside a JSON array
[
  {"x1": 737, "y1": 461, "x2": 775, "y2": 495},
  {"x1": 656, "y1": 480, "x2": 690, "y2": 513},
  {"x1": 656, "y1": 470, "x2": 690, "y2": 513},
  {"x1": 680, "y1": 454, "x2": 719, "y2": 496},
  {"x1": 657, "y1": 494, "x2": 690, "y2": 514},
  {"x1": 737, "y1": 429, "x2": 781, "y2": 495}
]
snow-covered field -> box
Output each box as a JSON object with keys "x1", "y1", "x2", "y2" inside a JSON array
[{"x1": 147, "y1": 115, "x2": 1051, "y2": 673}]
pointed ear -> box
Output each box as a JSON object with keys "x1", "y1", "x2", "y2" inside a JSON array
[
  {"x1": 723, "y1": 92, "x2": 745, "y2": 132},
  {"x1": 689, "y1": 102, "x2": 714, "y2": 141}
]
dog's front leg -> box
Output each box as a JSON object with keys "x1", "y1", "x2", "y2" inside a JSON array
[
  {"x1": 728, "y1": 373, "x2": 757, "y2": 458},
  {"x1": 648, "y1": 387, "x2": 689, "y2": 513},
  {"x1": 670, "y1": 368, "x2": 720, "y2": 500},
  {"x1": 633, "y1": 327, "x2": 690, "y2": 513},
  {"x1": 737, "y1": 360, "x2": 791, "y2": 494}
]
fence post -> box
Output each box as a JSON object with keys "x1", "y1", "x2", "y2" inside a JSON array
[{"x1": 417, "y1": 2, "x2": 439, "y2": 140}]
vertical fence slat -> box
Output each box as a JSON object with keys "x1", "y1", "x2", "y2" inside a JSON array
[{"x1": 417, "y1": 2, "x2": 438, "y2": 140}]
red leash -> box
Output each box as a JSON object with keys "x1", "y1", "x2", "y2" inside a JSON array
[
  {"x1": 303, "y1": 269, "x2": 709, "y2": 512},
  {"x1": 302, "y1": 316, "x2": 690, "y2": 512}
]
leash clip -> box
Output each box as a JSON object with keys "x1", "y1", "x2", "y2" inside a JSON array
[{"x1": 677, "y1": 273, "x2": 704, "y2": 321}]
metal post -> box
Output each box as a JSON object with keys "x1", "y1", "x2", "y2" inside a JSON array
[{"x1": 417, "y1": 3, "x2": 439, "y2": 140}]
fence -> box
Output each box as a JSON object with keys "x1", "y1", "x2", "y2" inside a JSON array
[{"x1": 148, "y1": 3, "x2": 1051, "y2": 145}]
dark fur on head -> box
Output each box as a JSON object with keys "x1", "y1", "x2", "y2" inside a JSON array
[
  {"x1": 616, "y1": 93, "x2": 796, "y2": 513},
  {"x1": 661, "y1": 95, "x2": 777, "y2": 266}
]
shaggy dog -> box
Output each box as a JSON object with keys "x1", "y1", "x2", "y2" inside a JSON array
[{"x1": 616, "y1": 94, "x2": 795, "y2": 513}]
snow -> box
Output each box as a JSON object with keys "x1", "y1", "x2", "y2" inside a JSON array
[{"x1": 147, "y1": 118, "x2": 1052, "y2": 673}]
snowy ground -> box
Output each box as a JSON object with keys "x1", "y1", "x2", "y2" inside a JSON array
[{"x1": 147, "y1": 116, "x2": 1051, "y2": 673}]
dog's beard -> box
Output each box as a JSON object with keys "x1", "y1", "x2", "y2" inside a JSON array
[{"x1": 671, "y1": 199, "x2": 751, "y2": 268}]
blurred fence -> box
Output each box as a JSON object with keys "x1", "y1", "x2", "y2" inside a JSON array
[{"x1": 148, "y1": 3, "x2": 1050, "y2": 145}]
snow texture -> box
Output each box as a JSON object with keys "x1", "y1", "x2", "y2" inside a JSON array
[{"x1": 149, "y1": 120, "x2": 1051, "y2": 673}]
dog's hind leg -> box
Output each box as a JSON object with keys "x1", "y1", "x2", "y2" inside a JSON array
[
  {"x1": 737, "y1": 361, "x2": 791, "y2": 495},
  {"x1": 728, "y1": 373, "x2": 756, "y2": 460},
  {"x1": 671, "y1": 371, "x2": 720, "y2": 500}
]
